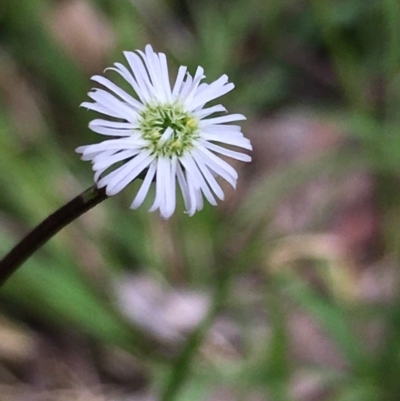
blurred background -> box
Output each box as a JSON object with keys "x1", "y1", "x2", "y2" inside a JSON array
[{"x1": 1, "y1": 0, "x2": 400, "y2": 400}]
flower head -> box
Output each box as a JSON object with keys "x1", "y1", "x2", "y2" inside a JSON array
[{"x1": 77, "y1": 45, "x2": 252, "y2": 219}]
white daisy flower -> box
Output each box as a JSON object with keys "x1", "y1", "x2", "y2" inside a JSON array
[{"x1": 76, "y1": 44, "x2": 252, "y2": 219}]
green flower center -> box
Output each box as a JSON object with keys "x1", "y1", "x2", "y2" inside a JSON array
[{"x1": 138, "y1": 103, "x2": 200, "y2": 157}]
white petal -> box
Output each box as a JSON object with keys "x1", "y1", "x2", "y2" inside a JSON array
[
  {"x1": 89, "y1": 125, "x2": 133, "y2": 137},
  {"x1": 76, "y1": 144, "x2": 102, "y2": 158},
  {"x1": 124, "y1": 51, "x2": 153, "y2": 102},
  {"x1": 195, "y1": 146, "x2": 238, "y2": 188},
  {"x1": 186, "y1": 171, "x2": 203, "y2": 214},
  {"x1": 194, "y1": 83, "x2": 209, "y2": 97},
  {"x1": 131, "y1": 161, "x2": 157, "y2": 209},
  {"x1": 189, "y1": 75, "x2": 233, "y2": 110},
  {"x1": 200, "y1": 114, "x2": 246, "y2": 127},
  {"x1": 144, "y1": 45, "x2": 171, "y2": 102},
  {"x1": 107, "y1": 63, "x2": 147, "y2": 104},
  {"x1": 76, "y1": 145, "x2": 92, "y2": 155},
  {"x1": 158, "y1": 52, "x2": 172, "y2": 102},
  {"x1": 201, "y1": 132, "x2": 253, "y2": 150},
  {"x1": 204, "y1": 142, "x2": 252, "y2": 162},
  {"x1": 158, "y1": 127, "x2": 174, "y2": 147},
  {"x1": 192, "y1": 152, "x2": 225, "y2": 200},
  {"x1": 172, "y1": 66, "x2": 188, "y2": 98},
  {"x1": 192, "y1": 185, "x2": 204, "y2": 212},
  {"x1": 79, "y1": 138, "x2": 146, "y2": 156},
  {"x1": 149, "y1": 158, "x2": 166, "y2": 213},
  {"x1": 76, "y1": 147, "x2": 112, "y2": 161},
  {"x1": 94, "y1": 167, "x2": 107, "y2": 182},
  {"x1": 176, "y1": 162, "x2": 193, "y2": 214},
  {"x1": 180, "y1": 154, "x2": 217, "y2": 206},
  {"x1": 99, "y1": 151, "x2": 153, "y2": 192},
  {"x1": 91, "y1": 75, "x2": 144, "y2": 110},
  {"x1": 164, "y1": 156, "x2": 177, "y2": 218},
  {"x1": 80, "y1": 101, "x2": 123, "y2": 119},
  {"x1": 90, "y1": 119, "x2": 137, "y2": 129},
  {"x1": 107, "y1": 156, "x2": 154, "y2": 195},
  {"x1": 93, "y1": 149, "x2": 138, "y2": 170},
  {"x1": 179, "y1": 73, "x2": 193, "y2": 100},
  {"x1": 81, "y1": 151, "x2": 103, "y2": 161},
  {"x1": 194, "y1": 105, "x2": 226, "y2": 119},
  {"x1": 180, "y1": 66, "x2": 205, "y2": 105},
  {"x1": 157, "y1": 157, "x2": 177, "y2": 219},
  {"x1": 138, "y1": 46, "x2": 166, "y2": 102},
  {"x1": 87, "y1": 90, "x2": 136, "y2": 120},
  {"x1": 201, "y1": 124, "x2": 242, "y2": 133}
]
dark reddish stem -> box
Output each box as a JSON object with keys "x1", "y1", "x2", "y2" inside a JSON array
[{"x1": 0, "y1": 186, "x2": 108, "y2": 286}]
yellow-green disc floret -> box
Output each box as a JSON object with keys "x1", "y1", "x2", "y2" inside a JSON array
[{"x1": 139, "y1": 103, "x2": 200, "y2": 157}]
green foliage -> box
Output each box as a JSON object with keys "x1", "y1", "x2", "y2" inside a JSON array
[{"x1": 1, "y1": 0, "x2": 400, "y2": 400}]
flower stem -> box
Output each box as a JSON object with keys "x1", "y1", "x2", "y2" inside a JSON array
[{"x1": 0, "y1": 185, "x2": 108, "y2": 286}]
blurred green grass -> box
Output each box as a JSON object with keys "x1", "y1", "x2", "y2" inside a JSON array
[{"x1": 1, "y1": 0, "x2": 400, "y2": 400}]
